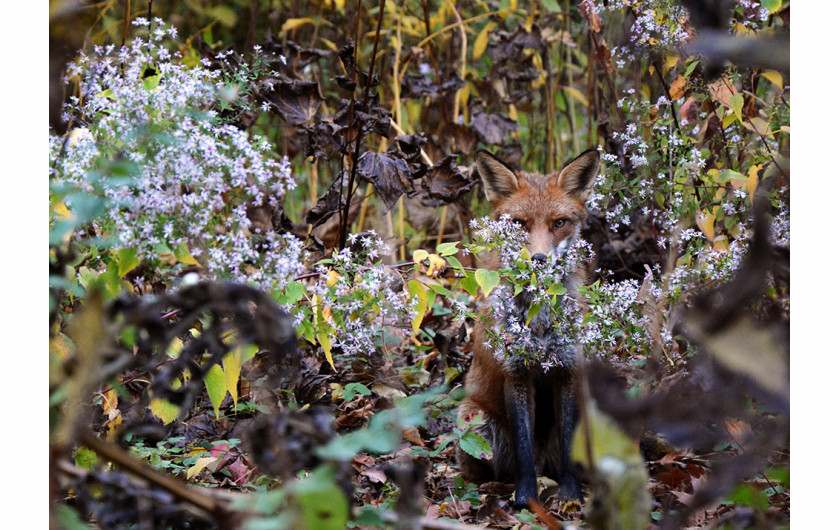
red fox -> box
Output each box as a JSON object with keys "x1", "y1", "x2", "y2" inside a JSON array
[{"x1": 456, "y1": 148, "x2": 600, "y2": 507}]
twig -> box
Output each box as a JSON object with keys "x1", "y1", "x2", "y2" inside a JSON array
[{"x1": 340, "y1": 0, "x2": 388, "y2": 251}]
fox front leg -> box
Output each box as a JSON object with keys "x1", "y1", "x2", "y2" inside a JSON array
[
  {"x1": 555, "y1": 368, "x2": 582, "y2": 500},
  {"x1": 504, "y1": 368, "x2": 538, "y2": 508}
]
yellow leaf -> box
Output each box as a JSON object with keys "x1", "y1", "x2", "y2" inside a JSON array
[
  {"x1": 662, "y1": 55, "x2": 680, "y2": 77},
  {"x1": 712, "y1": 235, "x2": 729, "y2": 252},
  {"x1": 67, "y1": 127, "x2": 93, "y2": 148},
  {"x1": 407, "y1": 280, "x2": 429, "y2": 334},
  {"x1": 223, "y1": 350, "x2": 242, "y2": 410},
  {"x1": 150, "y1": 398, "x2": 181, "y2": 424},
  {"x1": 412, "y1": 249, "x2": 430, "y2": 263},
  {"x1": 743, "y1": 116, "x2": 773, "y2": 139},
  {"x1": 281, "y1": 18, "x2": 315, "y2": 33},
  {"x1": 561, "y1": 86, "x2": 589, "y2": 108},
  {"x1": 473, "y1": 22, "x2": 496, "y2": 61},
  {"x1": 696, "y1": 209, "x2": 716, "y2": 242},
  {"x1": 186, "y1": 456, "x2": 218, "y2": 480},
  {"x1": 325, "y1": 269, "x2": 340, "y2": 287},
  {"x1": 166, "y1": 337, "x2": 184, "y2": 359},
  {"x1": 205, "y1": 364, "x2": 227, "y2": 419},
  {"x1": 746, "y1": 165, "x2": 760, "y2": 202},
  {"x1": 320, "y1": 37, "x2": 338, "y2": 52},
  {"x1": 318, "y1": 333, "x2": 336, "y2": 371},
  {"x1": 174, "y1": 242, "x2": 202, "y2": 267},
  {"x1": 53, "y1": 201, "x2": 72, "y2": 220},
  {"x1": 426, "y1": 254, "x2": 446, "y2": 278},
  {"x1": 760, "y1": 70, "x2": 784, "y2": 90}
]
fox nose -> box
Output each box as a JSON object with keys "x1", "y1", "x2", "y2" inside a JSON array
[{"x1": 531, "y1": 253, "x2": 548, "y2": 262}]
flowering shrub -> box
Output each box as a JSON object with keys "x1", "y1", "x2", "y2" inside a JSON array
[
  {"x1": 466, "y1": 216, "x2": 655, "y2": 364},
  {"x1": 50, "y1": 19, "x2": 303, "y2": 291},
  {"x1": 279, "y1": 232, "x2": 413, "y2": 366}
]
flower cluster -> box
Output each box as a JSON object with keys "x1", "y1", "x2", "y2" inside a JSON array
[
  {"x1": 577, "y1": 279, "x2": 652, "y2": 358},
  {"x1": 304, "y1": 232, "x2": 411, "y2": 361},
  {"x1": 469, "y1": 214, "x2": 530, "y2": 268},
  {"x1": 50, "y1": 20, "x2": 303, "y2": 290},
  {"x1": 466, "y1": 216, "x2": 597, "y2": 369}
]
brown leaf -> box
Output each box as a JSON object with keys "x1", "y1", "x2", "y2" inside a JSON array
[
  {"x1": 360, "y1": 467, "x2": 387, "y2": 484},
  {"x1": 669, "y1": 75, "x2": 687, "y2": 100},
  {"x1": 440, "y1": 122, "x2": 478, "y2": 155},
  {"x1": 420, "y1": 155, "x2": 477, "y2": 206},
  {"x1": 356, "y1": 151, "x2": 416, "y2": 212},
  {"x1": 472, "y1": 111, "x2": 518, "y2": 145},
  {"x1": 261, "y1": 77, "x2": 323, "y2": 126},
  {"x1": 707, "y1": 78, "x2": 737, "y2": 107},
  {"x1": 305, "y1": 175, "x2": 343, "y2": 228},
  {"x1": 680, "y1": 97, "x2": 701, "y2": 123}
]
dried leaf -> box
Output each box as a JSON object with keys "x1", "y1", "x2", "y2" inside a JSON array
[
  {"x1": 261, "y1": 77, "x2": 323, "y2": 126},
  {"x1": 472, "y1": 111, "x2": 518, "y2": 145},
  {"x1": 356, "y1": 151, "x2": 415, "y2": 212},
  {"x1": 420, "y1": 155, "x2": 477, "y2": 206}
]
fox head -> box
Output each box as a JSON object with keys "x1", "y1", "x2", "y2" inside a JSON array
[{"x1": 475, "y1": 149, "x2": 600, "y2": 261}]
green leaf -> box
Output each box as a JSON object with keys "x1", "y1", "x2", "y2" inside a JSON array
[
  {"x1": 459, "y1": 431, "x2": 493, "y2": 460},
  {"x1": 729, "y1": 93, "x2": 744, "y2": 124},
  {"x1": 205, "y1": 364, "x2": 227, "y2": 419},
  {"x1": 428, "y1": 283, "x2": 453, "y2": 297},
  {"x1": 284, "y1": 280, "x2": 307, "y2": 303},
  {"x1": 116, "y1": 247, "x2": 141, "y2": 277},
  {"x1": 717, "y1": 169, "x2": 745, "y2": 184},
  {"x1": 294, "y1": 465, "x2": 349, "y2": 530},
  {"x1": 572, "y1": 403, "x2": 652, "y2": 530},
  {"x1": 73, "y1": 447, "x2": 98, "y2": 470},
  {"x1": 546, "y1": 283, "x2": 567, "y2": 296},
  {"x1": 474, "y1": 269, "x2": 500, "y2": 297},
  {"x1": 143, "y1": 74, "x2": 161, "y2": 91},
  {"x1": 342, "y1": 382, "x2": 372, "y2": 401},
  {"x1": 457, "y1": 272, "x2": 479, "y2": 298},
  {"x1": 436, "y1": 241, "x2": 460, "y2": 257},
  {"x1": 761, "y1": 0, "x2": 782, "y2": 14},
  {"x1": 684, "y1": 60, "x2": 699, "y2": 78},
  {"x1": 525, "y1": 301, "x2": 543, "y2": 326},
  {"x1": 445, "y1": 255, "x2": 466, "y2": 275}
]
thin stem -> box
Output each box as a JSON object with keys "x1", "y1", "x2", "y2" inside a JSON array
[{"x1": 340, "y1": 0, "x2": 388, "y2": 251}]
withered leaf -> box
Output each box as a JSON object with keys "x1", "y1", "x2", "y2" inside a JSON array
[
  {"x1": 394, "y1": 133, "x2": 428, "y2": 159},
  {"x1": 303, "y1": 121, "x2": 345, "y2": 160},
  {"x1": 440, "y1": 122, "x2": 478, "y2": 155},
  {"x1": 306, "y1": 175, "x2": 344, "y2": 228},
  {"x1": 401, "y1": 72, "x2": 464, "y2": 100},
  {"x1": 472, "y1": 111, "x2": 519, "y2": 146},
  {"x1": 261, "y1": 77, "x2": 323, "y2": 126},
  {"x1": 334, "y1": 98, "x2": 391, "y2": 138},
  {"x1": 356, "y1": 152, "x2": 415, "y2": 212},
  {"x1": 333, "y1": 75, "x2": 356, "y2": 92},
  {"x1": 262, "y1": 32, "x2": 331, "y2": 69},
  {"x1": 421, "y1": 155, "x2": 477, "y2": 206}
]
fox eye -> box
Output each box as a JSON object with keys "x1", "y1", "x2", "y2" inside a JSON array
[
  {"x1": 511, "y1": 218, "x2": 527, "y2": 228},
  {"x1": 553, "y1": 219, "x2": 567, "y2": 229}
]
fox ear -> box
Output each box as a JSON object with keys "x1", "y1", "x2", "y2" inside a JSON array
[
  {"x1": 476, "y1": 150, "x2": 519, "y2": 202},
  {"x1": 556, "y1": 149, "x2": 600, "y2": 202}
]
